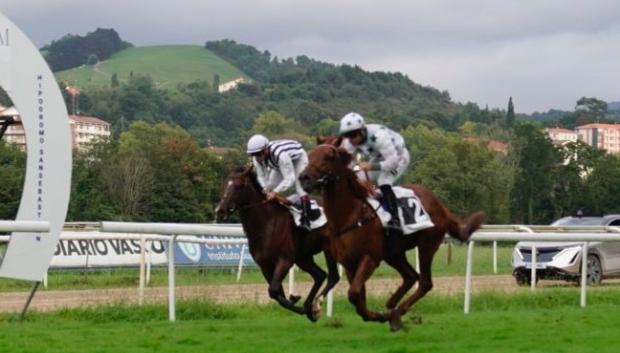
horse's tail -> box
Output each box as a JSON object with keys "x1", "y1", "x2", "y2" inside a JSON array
[{"x1": 446, "y1": 211, "x2": 485, "y2": 242}]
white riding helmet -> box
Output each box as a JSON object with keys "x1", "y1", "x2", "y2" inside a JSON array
[
  {"x1": 339, "y1": 112, "x2": 366, "y2": 135},
  {"x1": 247, "y1": 134, "x2": 269, "y2": 154}
]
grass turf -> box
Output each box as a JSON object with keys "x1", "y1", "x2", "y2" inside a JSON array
[{"x1": 0, "y1": 288, "x2": 619, "y2": 353}]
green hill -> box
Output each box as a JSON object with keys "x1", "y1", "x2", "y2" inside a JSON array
[{"x1": 55, "y1": 45, "x2": 248, "y2": 88}]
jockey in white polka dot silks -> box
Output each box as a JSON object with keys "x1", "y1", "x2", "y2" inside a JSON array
[
  {"x1": 247, "y1": 134, "x2": 313, "y2": 230},
  {"x1": 338, "y1": 112, "x2": 410, "y2": 231}
]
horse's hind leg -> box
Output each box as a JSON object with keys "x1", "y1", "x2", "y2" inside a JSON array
[
  {"x1": 347, "y1": 255, "x2": 387, "y2": 323},
  {"x1": 268, "y1": 258, "x2": 305, "y2": 315},
  {"x1": 389, "y1": 239, "x2": 441, "y2": 332},
  {"x1": 318, "y1": 251, "x2": 340, "y2": 298},
  {"x1": 296, "y1": 256, "x2": 327, "y2": 322},
  {"x1": 384, "y1": 252, "x2": 419, "y2": 309}
]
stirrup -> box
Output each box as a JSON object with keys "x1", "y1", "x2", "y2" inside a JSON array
[{"x1": 300, "y1": 220, "x2": 312, "y2": 231}]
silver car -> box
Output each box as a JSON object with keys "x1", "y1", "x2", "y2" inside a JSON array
[{"x1": 512, "y1": 215, "x2": 620, "y2": 286}]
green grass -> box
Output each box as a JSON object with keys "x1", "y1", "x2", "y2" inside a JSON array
[
  {"x1": 55, "y1": 45, "x2": 248, "y2": 89},
  {"x1": 1, "y1": 289, "x2": 619, "y2": 352},
  {"x1": 0, "y1": 243, "x2": 515, "y2": 292}
]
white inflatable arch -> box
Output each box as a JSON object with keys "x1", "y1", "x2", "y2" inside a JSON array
[{"x1": 0, "y1": 12, "x2": 71, "y2": 281}]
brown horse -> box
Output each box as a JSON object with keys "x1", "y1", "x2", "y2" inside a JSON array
[
  {"x1": 215, "y1": 166, "x2": 339, "y2": 322},
  {"x1": 299, "y1": 140, "x2": 485, "y2": 331}
]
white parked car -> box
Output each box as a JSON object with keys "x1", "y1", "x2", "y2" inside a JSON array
[{"x1": 511, "y1": 215, "x2": 620, "y2": 286}]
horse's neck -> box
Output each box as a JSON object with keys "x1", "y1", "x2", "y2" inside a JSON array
[
  {"x1": 239, "y1": 192, "x2": 285, "y2": 242},
  {"x1": 322, "y1": 175, "x2": 365, "y2": 229}
]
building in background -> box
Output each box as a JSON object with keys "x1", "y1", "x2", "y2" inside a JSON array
[
  {"x1": 544, "y1": 127, "x2": 578, "y2": 145},
  {"x1": 575, "y1": 123, "x2": 620, "y2": 154},
  {"x1": 69, "y1": 115, "x2": 111, "y2": 149},
  {"x1": 0, "y1": 107, "x2": 111, "y2": 151},
  {"x1": 218, "y1": 78, "x2": 246, "y2": 93}
]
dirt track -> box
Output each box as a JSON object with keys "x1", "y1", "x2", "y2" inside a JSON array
[{"x1": 0, "y1": 275, "x2": 520, "y2": 313}]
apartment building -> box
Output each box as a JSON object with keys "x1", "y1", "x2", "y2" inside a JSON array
[
  {"x1": 575, "y1": 123, "x2": 620, "y2": 154},
  {"x1": 0, "y1": 106, "x2": 111, "y2": 151}
]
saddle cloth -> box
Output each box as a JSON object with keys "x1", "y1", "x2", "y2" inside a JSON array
[
  {"x1": 286, "y1": 195, "x2": 327, "y2": 230},
  {"x1": 367, "y1": 186, "x2": 434, "y2": 235}
]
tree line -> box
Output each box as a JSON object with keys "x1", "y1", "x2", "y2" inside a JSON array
[
  {"x1": 1, "y1": 36, "x2": 616, "y2": 224},
  {"x1": 1, "y1": 115, "x2": 619, "y2": 225},
  {"x1": 42, "y1": 28, "x2": 132, "y2": 72}
]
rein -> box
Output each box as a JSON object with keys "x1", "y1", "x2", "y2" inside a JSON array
[
  {"x1": 238, "y1": 199, "x2": 269, "y2": 210},
  {"x1": 333, "y1": 202, "x2": 378, "y2": 236}
]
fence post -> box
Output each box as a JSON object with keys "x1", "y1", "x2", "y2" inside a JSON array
[
  {"x1": 492, "y1": 241, "x2": 497, "y2": 274},
  {"x1": 168, "y1": 235, "x2": 178, "y2": 322},
  {"x1": 236, "y1": 244, "x2": 246, "y2": 282},
  {"x1": 531, "y1": 245, "x2": 537, "y2": 291},
  {"x1": 288, "y1": 265, "x2": 296, "y2": 296},
  {"x1": 139, "y1": 235, "x2": 146, "y2": 305},
  {"x1": 580, "y1": 242, "x2": 588, "y2": 307},
  {"x1": 146, "y1": 240, "x2": 152, "y2": 285},
  {"x1": 464, "y1": 240, "x2": 475, "y2": 314}
]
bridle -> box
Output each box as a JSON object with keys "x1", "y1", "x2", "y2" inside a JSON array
[
  {"x1": 217, "y1": 173, "x2": 269, "y2": 216},
  {"x1": 305, "y1": 144, "x2": 342, "y2": 188},
  {"x1": 307, "y1": 144, "x2": 378, "y2": 236}
]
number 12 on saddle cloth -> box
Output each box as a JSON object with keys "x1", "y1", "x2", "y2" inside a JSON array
[{"x1": 368, "y1": 187, "x2": 435, "y2": 234}]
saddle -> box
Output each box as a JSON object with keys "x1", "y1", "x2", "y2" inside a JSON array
[
  {"x1": 286, "y1": 195, "x2": 327, "y2": 230},
  {"x1": 366, "y1": 187, "x2": 434, "y2": 235}
]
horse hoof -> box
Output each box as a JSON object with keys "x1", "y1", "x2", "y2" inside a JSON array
[
  {"x1": 311, "y1": 308, "x2": 322, "y2": 322},
  {"x1": 388, "y1": 310, "x2": 404, "y2": 332},
  {"x1": 389, "y1": 320, "x2": 403, "y2": 332},
  {"x1": 306, "y1": 299, "x2": 322, "y2": 322}
]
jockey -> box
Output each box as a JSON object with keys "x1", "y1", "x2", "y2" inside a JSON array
[
  {"x1": 247, "y1": 134, "x2": 312, "y2": 230},
  {"x1": 338, "y1": 112, "x2": 410, "y2": 230}
]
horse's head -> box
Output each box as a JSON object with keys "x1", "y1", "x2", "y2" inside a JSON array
[
  {"x1": 316, "y1": 135, "x2": 342, "y2": 147},
  {"x1": 299, "y1": 143, "x2": 352, "y2": 192},
  {"x1": 215, "y1": 166, "x2": 261, "y2": 222}
]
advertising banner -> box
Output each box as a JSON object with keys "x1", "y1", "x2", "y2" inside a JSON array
[
  {"x1": 50, "y1": 233, "x2": 168, "y2": 268},
  {"x1": 170, "y1": 236, "x2": 254, "y2": 267},
  {"x1": 47, "y1": 232, "x2": 255, "y2": 268}
]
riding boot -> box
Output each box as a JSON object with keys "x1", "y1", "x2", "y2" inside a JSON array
[
  {"x1": 300, "y1": 195, "x2": 312, "y2": 231},
  {"x1": 380, "y1": 184, "x2": 401, "y2": 232}
]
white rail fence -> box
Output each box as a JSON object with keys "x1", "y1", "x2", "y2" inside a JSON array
[
  {"x1": 99, "y1": 222, "x2": 250, "y2": 321},
  {"x1": 4, "y1": 221, "x2": 620, "y2": 320},
  {"x1": 0, "y1": 220, "x2": 50, "y2": 233},
  {"x1": 467, "y1": 225, "x2": 620, "y2": 314}
]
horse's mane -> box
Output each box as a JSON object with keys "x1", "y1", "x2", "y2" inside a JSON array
[
  {"x1": 232, "y1": 166, "x2": 262, "y2": 194},
  {"x1": 341, "y1": 163, "x2": 371, "y2": 200}
]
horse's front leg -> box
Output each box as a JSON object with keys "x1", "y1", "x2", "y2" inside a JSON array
[
  {"x1": 268, "y1": 258, "x2": 305, "y2": 315},
  {"x1": 318, "y1": 250, "x2": 340, "y2": 299},
  {"x1": 346, "y1": 255, "x2": 387, "y2": 323},
  {"x1": 295, "y1": 256, "x2": 327, "y2": 322}
]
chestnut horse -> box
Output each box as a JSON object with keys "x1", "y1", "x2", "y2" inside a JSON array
[
  {"x1": 215, "y1": 166, "x2": 339, "y2": 322},
  {"x1": 299, "y1": 140, "x2": 485, "y2": 331}
]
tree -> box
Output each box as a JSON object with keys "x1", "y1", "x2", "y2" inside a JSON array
[
  {"x1": 402, "y1": 125, "x2": 514, "y2": 223},
  {"x1": 253, "y1": 111, "x2": 297, "y2": 136},
  {"x1": 212, "y1": 74, "x2": 220, "y2": 92},
  {"x1": 0, "y1": 142, "x2": 25, "y2": 219},
  {"x1": 111, "y1": 73, "x2": 119, "y2": 87},
  {"x1": 506, "y1": 96, "x2": 515, "y2": 127},
  {"x1": 575, "y1": 97, "x2": 607, "y2": 126},
  {"x1": 509, "y1": 122, "x2": 560, "y2": 224},
  {"x1": 86, "y1": 54, "x2": 99, "y2": 66}
]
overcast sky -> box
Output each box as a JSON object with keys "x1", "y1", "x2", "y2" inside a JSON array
[{"x1": 2, "y1": 0, "x2": 619, "y2": 113}]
